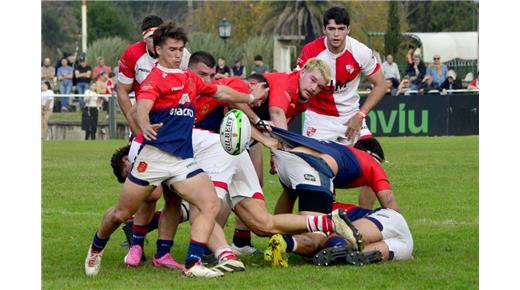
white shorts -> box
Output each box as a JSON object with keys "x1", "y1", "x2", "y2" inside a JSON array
[
  {"x1": 272, "y1": 149, "x2": 334, "y2": 196},
  {"x1": 365, "y1": 209, "x2": 413, "y2": 261},
  {"x1": 192, "y1": 129, "x2": 264, "y2": 209},
  {"x1": 303, "y1": 110, "x2": 372, "y2": 145},
  {"x1": 129, "y1": 144, "x2": 202, "y2": 187}
]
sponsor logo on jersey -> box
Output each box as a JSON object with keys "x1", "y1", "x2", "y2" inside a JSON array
[
  {"x1": 304, "y1": 174, "x2": 316, "y2": 182},
  {"x1": 137, "y1": 161, "x2": 148, "y2": 173},
  {"x1": 170, "y1": 107, "x2": 194, "y2": 117},
  {"x1": 179, "y1": 93, "x2": 190, "y2": 105},
  {"x1": 345, "y1": 64, "x2": 354, "y2": 74},
  {"x1": 171, "y1": 85, "x2": 184, "y2": 91}
]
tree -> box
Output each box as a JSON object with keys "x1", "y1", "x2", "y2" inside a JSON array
[
  {"x1": 384, "y1": 1, "x2": 401, "y2": 57},
  {"x1": 87, "y1": 1, "x2": 132, "y2": 44},
  {"x1": 407, "y1": 1, "x2": 479, "y2": 32}
]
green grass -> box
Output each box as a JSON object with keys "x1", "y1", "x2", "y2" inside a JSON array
[
  {"x1": 48, "y1": 111, "x2": 127, "y2": 122},
  {"x1": 42, "y1": 136, "x2": 478, "y2": 289}
]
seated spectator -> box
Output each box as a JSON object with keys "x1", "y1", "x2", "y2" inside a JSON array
[
  {"x1": 82, "y1": 82, "x2": 102, "y2": 140},
  {"x1": 74, "y1": 55, "x2": 92, "y2": 110},
  {"x1": 41, "y1": 81, "x2": 55, "y2": 140},
  {"x1": 467, "y1": 72, "x2": 479, "y2": 90},
  {"x1": 382, "y1": 54, "x2": 401, "y2": 89},
  {"x1": 41, "y1": 57, "x2": 55, "y2": 83},
  {"x1": 440, "y1": 70, "x2": 462, "y2": 95},
  {"x1": 405, "y1": 48, "x2": 414, "y2": 66},
  {"x1": 57, "y1": 58, "x2": 74, "y2": 112},
  {"x1": 215, "y1": 57, "x2": 231, "y2": 80},
  {"x1": 406, "y1": 55, "x2": 426, "y2": 90},
  {"x1": 425, "y1": 54, "x2": 448, "y2": 89},
  {"x1": 251, "y1": 54, "x2": 269, "y2": 75},
  {"x1": 396, "y1": 76, "x2": 411, "y2": 96},
  {"x1": 92, "y1": 57, "x2": 112, "y2": 80},
  {"x1": 231, "y1": 58, "x2": 246, "y2": 79}
]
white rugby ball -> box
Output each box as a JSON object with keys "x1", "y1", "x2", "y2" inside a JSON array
[{"x1": 219, "y1": 109, "x2": 251, "y2": 155}]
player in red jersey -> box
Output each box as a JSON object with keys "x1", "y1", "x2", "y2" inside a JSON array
[
  {"x1": 117, "y1": 16, "x2": 191, "y2": 135},
  {"x1": 84, "y1": 22, "x2": 266, "y2": 278}
]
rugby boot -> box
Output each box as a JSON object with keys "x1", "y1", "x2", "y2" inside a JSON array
[
  {"x1": 264, "y1": 234, "x2": 288, "y2": 268},
  {"x1": 329, "y1": 209, "x2": 364, "y2": 251},
  {"x1": 313, "y1": 246, "x2": 383, "y2": 266}
]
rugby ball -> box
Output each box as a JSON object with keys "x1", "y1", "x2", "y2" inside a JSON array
[{"x1": 219, "y1": 109, "x2": 251, "y2": 155}]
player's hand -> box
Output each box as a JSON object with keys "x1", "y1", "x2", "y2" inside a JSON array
[
  {"x1": 269, "y1": 155, "x2": 277, "y2": 175},
  {"x1": 262, "y1": 135, "x2": 280, "y2": 151},
  {"x1": 344, "y1": 115, "x2": 362, "y2": 142},
  {"x1": 142, "y1": 122, "x2": 163, "y2": 141}
]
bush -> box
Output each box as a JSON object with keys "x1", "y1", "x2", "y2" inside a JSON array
[{"x1": 86, "y1": 37, "x2": 130, "y2": 68}]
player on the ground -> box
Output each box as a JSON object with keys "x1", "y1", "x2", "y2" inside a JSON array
[
  {"x1": 117, "y1": 15, "x2": 191, "y2": 136},
  {"x1": 84, "y1": 22, "x2": 266, "y2": 278},
  {"x1": 296, "y1": 6, "x2": 387, "y2": 209}
]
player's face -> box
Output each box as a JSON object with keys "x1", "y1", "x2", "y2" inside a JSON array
[
  {"x1": 190, "y1": 62, "x2": 216, "y2": 83},
  {"x1": 298, "y1": 68, "x2": 327, "y2": 103},
  {"x1": 121, "y1": 156, "x2": 132, "y2": 179},
  {"x1": 156, "y1": 38, "x2": 185, "y2": 69},
  {"x1": 323, "y1": 20, "x2": 349, "y2": 52},
  {"x1": 248, "y1": 81, "x2": 269, "y2": 107},
  {"x1": 144, "y1": 36, "x2": 154, "y2": 54}
]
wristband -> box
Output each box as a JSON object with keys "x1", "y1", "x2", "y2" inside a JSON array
[
  {"x1": 248, "y1": 94, "x2": 254, "y2": 104},
  {"x1": 356, "y1": 111, "x2": 366, "y2": 120}
]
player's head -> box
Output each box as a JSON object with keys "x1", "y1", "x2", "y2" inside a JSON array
[
  {"x1": 153, "y1": 21, "x2": 188, "y2": 69},
  {"x1": 322, "y1": 7, "x2": 350, "y2": 51},
  {"x1": 42, "y1": 80, "x2": 52, "y2": 91},
  {"x1": 111, "y1": 145, "x2": 132, "y2": 183},
  {"x1": 298, "y1": 58, "x2": 330, "y2": 103},
  {"x1": 245, "y1": 73, "x2": 270, "y2": 107},
  {"x1": 188, "y1": 51, "x2": 217, "y2": 83},
  {"x1": 142, "y1": 15, "x2": 164, "y2": 52},
  {"x1": 354, "y1": 138, "x2": 385, "y2": 163}
]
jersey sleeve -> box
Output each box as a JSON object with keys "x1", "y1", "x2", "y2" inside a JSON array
[
  {"x1": 296, "y1": 43, "x2": 313, "y2": 70},
  {"x1": 356, "y1": 43, "x2": 380, "y2": 77},
  {"x1": 368, "y1": 163, "x2": 392, "y2": 193},
  {"x1": 267, "y1": 75, "x2": 291, "y2": 112},
  {"x1": 137, "y1": 74, "x2": 159, "y2": 102},
  {"x1": 118, "y1": 46, "x2": 137, "y2": 85}
]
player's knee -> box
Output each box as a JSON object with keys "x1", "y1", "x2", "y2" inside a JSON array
[{"x1": 111, "y1": 208, "x2": 133, "y2": 224}]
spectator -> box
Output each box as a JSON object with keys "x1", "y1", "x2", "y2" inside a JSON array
[
  {"x1": 425, "y1": 54, "x2": 448, "y2": 90},
  {"x1": 95, "y1": 71, "x2": 109, "y2": 111},
  {"x1": 41, "y1": 57, "x2": 55, "y2": 83},
  {"x1": 92, "y1": 57, "x2": 112, "y2": 80},
  {"x1": 406, "y1": 55, "x2": 426, "y2": 90},
  {"x1": 440, "y1": 70, "x2": 462, "y2": 95},
  {"x1": 215, "y1": 57, "x2": 230, "y2": 80},
  {"x1": 57, "y1": 58, "x2": 74, "y2": 112},
  {"x1": 231, "y1": 58, "x2": 246, "y2": 79},
  {"x1": 381, "y1": 54, "x2": 401, "y2": 89},
  {"x1": 396, "y1": 76, "x2": 411, "y2": 96},
  {"x1": 41, "y1": 81, "x2": 54, "y2": 140},
  {"x1": 74, "y1": 55, "x2": 92, "y2": 110},
  {"x1": 467, "y1": 72, "x2": 479, "y2": 90},
  {"x1": 251, "y1": 54, "x2": 269, "y2": 75},
  {"x1": 405, "y1": 48, "x2": 414, "y2": 66},
  {"x1": 81, "y1": 82, "x2": 102, "y2": 140}
]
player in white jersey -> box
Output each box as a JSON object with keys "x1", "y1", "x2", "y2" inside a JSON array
[
  {"x1": 296, "y1": 6, "x2": 387, "y2": 209},
  {"x1": 116, "y1": 15, "x2": 191, "y2": 135},
  {"x1": 296, "y1": 6, "x2": 386, "y2": 145}
]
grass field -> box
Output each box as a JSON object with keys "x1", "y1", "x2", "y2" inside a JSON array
[{"x1": 42, "y1": 136, "x2": 478, "y2": 289}]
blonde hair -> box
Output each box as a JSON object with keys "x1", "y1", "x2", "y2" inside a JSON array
[{"x1": 302, "y1": 58, "x2": 331, "y2": 84}]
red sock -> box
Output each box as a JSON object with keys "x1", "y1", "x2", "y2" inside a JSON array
[{"x1": 306, "y1": 215, "x2": 333, "y2": 234}]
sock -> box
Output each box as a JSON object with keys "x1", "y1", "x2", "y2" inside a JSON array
[
  {"x1": 91, "y1": 232, "x2": 109, "y2": 253},
  {"x1": 215, "y1": 247, "x2": 237, "y2": 262},
  {"x1": 283, "y1": 235, "x2": 296, "y2": 253},
  {"x1": 185, "y1": 240, "x2": 207, "y2": 269},
  {"x1": 147, "y1": 211, "x2": 161, "y2": 232},
  {"x1": 131, "y1": 224, "x2": 148, "y2": 247},
  {"x1": 323, "y1": 235, "x2": 348, "y2": 248},
  {"x1": 203, "y1": 246, "x2": 212, "y2": 256},
  {"x1": 155, "y1": 239, "x2": 173, "y2": 259},
  {"x1": 306, "y1": 215, "x2": 334, "y2": 233},
  {"x1": 232, "y1": 229, "x2": 252, "y2": 247}
]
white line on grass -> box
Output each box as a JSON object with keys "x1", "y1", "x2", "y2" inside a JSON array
[
  {"x1": 43, "y1": 208, "x2": 100, "y2": 217},
  {"x1": 411, "y1": 218, "x2": 479, "y2": 226}
]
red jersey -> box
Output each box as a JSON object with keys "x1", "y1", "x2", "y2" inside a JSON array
[
  {"x1": 194, "y1": 77, "x2": 249, "y2": 132},
  {"x1": 138, "y1": 65, "x2": 217, "y2": 158},
  {"x1": 264, "y1": 71, "x2": 307, "y2": 123},
  {"x1": 343, "y1": 146, "x2": 391, "y2": 193}
]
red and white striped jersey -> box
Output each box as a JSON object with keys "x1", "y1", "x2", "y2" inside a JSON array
[
  {"x1": 117, "y1": 40, "x2": 191, "y2": 94},
  {"x1": 297, "y1": 35, "x2": 380, "y2": 117}
]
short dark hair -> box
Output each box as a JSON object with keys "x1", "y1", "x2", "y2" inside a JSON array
[
  {"x1": 188, "y1": 51, "x2": 216, "y2": 69},
  {"x1": 152, "y1": 21, "x2": 188, "y2": 54},
  {"x1": 43, "y1": 80, "x2": 52, "y2": 91},
  {"x1": 323, "y1": 6, "x2": 350, "y2": 27},
  {"x1": 246, "y1": 73, "x2": 269, "y2": 90},
  {"x1": 111, "y1": 145, "x2": 130, "y2": 183},
  {"x1": 354, "y1": 138, "x2": 385, "y2": 163},
  {"x1": 254, "y1": 55, "x2": 263, "y2": 61},
  {"x1": 141, "y1": 15, "x2": 163, "y2": 32}
]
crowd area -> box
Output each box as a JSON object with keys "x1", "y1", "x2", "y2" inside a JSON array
[{"x1": 42, "y1": 5, "x2": 474, "y2": 279}]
